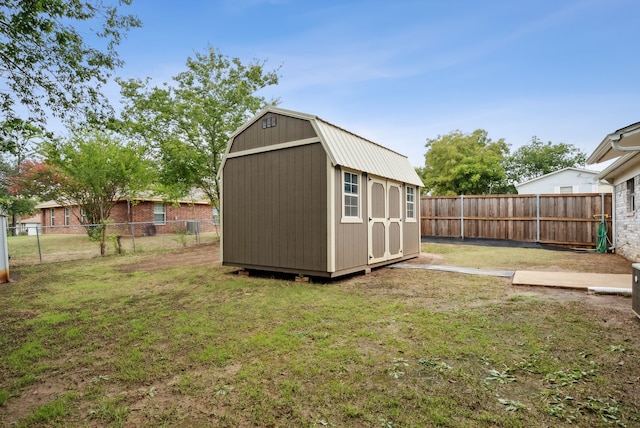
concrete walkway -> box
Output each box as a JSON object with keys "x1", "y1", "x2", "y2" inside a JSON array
[
  {"x1": 512, "y1": 271, "x2": 631, "y2": 290},
  {"x1": 391, "y1": 263, "x2": 632, "y2": 292},
  {"x1": 390, "y1": 263, "x2": 514, "y2": 277}
]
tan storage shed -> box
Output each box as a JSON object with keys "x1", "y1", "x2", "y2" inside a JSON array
[{"x1": 219, "y1": 106, "x2": 423, "y2": 278}]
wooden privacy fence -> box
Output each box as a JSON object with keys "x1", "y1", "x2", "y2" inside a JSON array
[{"x1": 420, "y1": 193, "x2": 612, "y2": 248}]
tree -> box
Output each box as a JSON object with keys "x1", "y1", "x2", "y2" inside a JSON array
[
  {"x1": 0, "y1": 0, "x2": 141, "y2": 141},
  {"x1": 505, "y1": 137, "x2": 587, "y2": 185},
  {"x1": 0, "y1": 122, "x2": 42, "y2": 233},
  {"x1": 0, "y1": 157, "x2": 36, "y2": 235},
  {"x1": 116, "y1": 45, "x2": 280, "y2": 212},
  {"x1": 13, "y1": 130, "x2": 153, "y2": 255},
  {"x1": 422, "y1": 129, "x2": 509, "y2": 195}
]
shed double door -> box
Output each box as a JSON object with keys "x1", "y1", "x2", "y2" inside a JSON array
[{"x1": 368, "y1": 177, "x2": 403, "y2": 264}]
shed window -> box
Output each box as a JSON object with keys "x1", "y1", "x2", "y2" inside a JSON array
[
  {"x1": 50, "y1": 208, "x2": 55, "y2": 226},
  {"x1": 64, "y1": 207, "x2": 70, "y2": 226},
  {"x1": 343, "y1": 171, "x2": 360, "y2": 220},
  {"x1": 628, "y1": 178, "x2": 635, "y2": 212},
  {"x1": 154, "y1": 203, "x2": 166, "y2": 225},
  {"x1": 406, "y1": 186, "x2": 416, "y2": 221}
]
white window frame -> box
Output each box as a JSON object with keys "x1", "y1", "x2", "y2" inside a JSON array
[
  {"x1": 80, "y1": 207, "x2": 87, "y2": 224},
  {"x1": 50, "y1": 208, "x2": 55, "y2": 227},
  {"x1": 64, "y1": 207, "x2": 70, "y2": 226},
  {"x1": 341, "y1": 169, "x2": 362, "y2": 223},
  {"x1": 406, "y1": 186, "x2": 416, "y2": 222},
  {"x1": 153, "y1": 202, "x2": 166, "y2": 225}
]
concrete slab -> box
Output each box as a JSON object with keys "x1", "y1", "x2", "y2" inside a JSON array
[
  {"x1": 390, "y1": 263, "x2": 514, "y2": 277},
  {"x1": 390, "y1": 262, "x2": 632, "y2": 292},
  {"x1": 512, "y1": 271, "x2": 631, "y2": 290}
]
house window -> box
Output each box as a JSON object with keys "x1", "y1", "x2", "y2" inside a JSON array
[
  {"x1": 406, "y1": 186, "x2": 416, "y2": 221},
  {"x1": 64, "y1": 207, "x2": 70, "y2": 226},
  {"x1": 80, "y1": 208, "x2": 87, "y2": 224},
  {"x1": 50, "y1": 208, "x2": 55, "y2": 226},
  {"x1": 628, "y1": 178, "x2": 635, "y2": 212},
  {"x1": 154, "y1": 203, "x2": 166, "y2": 225},
  {"x1": 342, "y1": 171, "x2": 360, "y2": 221}
]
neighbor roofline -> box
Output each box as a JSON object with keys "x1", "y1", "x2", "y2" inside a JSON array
[
  {"x1": 35, "y1": 197, "x2": 210, "y2": 209},
  {"x1": 515, "y1": 167, "x2": 599, "y2": 187}
]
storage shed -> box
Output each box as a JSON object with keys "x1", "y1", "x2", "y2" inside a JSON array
[{"x1": 219, "y1": 106, "x2": 423, "y2": 278}]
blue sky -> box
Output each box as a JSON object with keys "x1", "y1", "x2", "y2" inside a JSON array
[{"x1": 107, "y1": 0, "x2": 640, "y2": 168}]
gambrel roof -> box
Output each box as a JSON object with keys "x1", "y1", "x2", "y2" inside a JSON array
[{"x1": 222, "y1": 106, "x2": 424, "y2": 187}]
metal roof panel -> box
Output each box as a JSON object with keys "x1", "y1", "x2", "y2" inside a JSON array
[{"x1": 314, "y1": 118, "x2": 423, "y2": 186}]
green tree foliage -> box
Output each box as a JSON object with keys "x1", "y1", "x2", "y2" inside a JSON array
[
  {"x1": 0, "y1": 157, "x2": 36, "y2": 235},
  {"x1": 0, "y1": 0, "x2": 141, "y2": 139},
  {"x1": 0, "y1": 122, "x2": 41, "y2": 233},
  {"x1": 116, "y1": 45, "x2": 280, "y2": 210},
  {"x1": 422, "y1": 129, "x2": 509, "y2": 195},
  {"x1": 505, "y1": 137, "x2": 587, "y2": 185},
  {"x1": 13, "y1": 130, "x2": 153, "y2": 254}
]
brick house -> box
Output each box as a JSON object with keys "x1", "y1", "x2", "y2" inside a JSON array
[
  {"x1": 587, "y1": 121, "x2": 640, "y2": 260},
  {"x1": 36, "y1": 198, "x2": 217, "y2": 236}
]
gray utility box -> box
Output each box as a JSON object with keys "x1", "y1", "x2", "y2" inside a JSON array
[{"x1": 633, "y1": 263, "x2": 640, "y2": 318}]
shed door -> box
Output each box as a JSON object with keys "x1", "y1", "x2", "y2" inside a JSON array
[{"x1": 368, "y1": 177, "x2": 403, "y2": 264}]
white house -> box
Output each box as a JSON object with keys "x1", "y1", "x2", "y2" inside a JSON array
[
  {"x1": 516, "y1": 167, "x2": 612, "y2": 195},
  {"x1": 16, "y1": 215, "x2": 41, "y2": 236},
  {"x1": 587, "y1": 121, "x2": 640, "y2": 261}
]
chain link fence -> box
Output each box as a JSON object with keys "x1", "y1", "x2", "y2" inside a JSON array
[{"x1": 7, "y1": 219, "x2": 219, "y2": 267}]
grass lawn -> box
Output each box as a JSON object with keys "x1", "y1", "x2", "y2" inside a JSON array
[{"x1": 0, "y1": 240, "x2": 638, "y2": 427}]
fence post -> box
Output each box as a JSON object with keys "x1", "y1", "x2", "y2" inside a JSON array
[
  {"x1": 0, "y1": 215, "x2": 9, "y2": 282},
  {"x1": 600, "y1": 192, "x2": 605, "y2": 230},
  {"x1": 129, "y1": 222, "x2": 136, "y2": 253},
  {"x1": 36, "y1": 226, "x2": 43, "y2": 263},
  {"x1": 460, "y1": 194, "x2": 465, "y2": 240},
  {"x1": 536, "y1": 194, "x2": 541, "y2": 243}
]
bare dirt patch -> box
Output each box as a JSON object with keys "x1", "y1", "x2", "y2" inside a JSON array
[
  {"x1": 117, "y1": 242, "x2": 221, "y2": 273},
  {"x1": 350, "y1": 250, "x2": 636, "y2": 323}
]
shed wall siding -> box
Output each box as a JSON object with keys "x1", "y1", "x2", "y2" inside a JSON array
[
  {"x1": 223, "y1": 143, "x2": 328, "y2": 271},
  {"x1": 230, "y1": 113, "x2": 317, "y2": 153},
  {"x1": 334, "y1": 169, "x2": 368, "y2": 270}
]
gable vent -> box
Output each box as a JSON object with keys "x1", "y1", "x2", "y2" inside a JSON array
[{"x1": 262, "y1": 116, "x2": 277, "y2": 129}]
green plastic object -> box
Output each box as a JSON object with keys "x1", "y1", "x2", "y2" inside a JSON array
[{"x1": 596, "y1": 221, "x2": 608, "y2": 253}]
